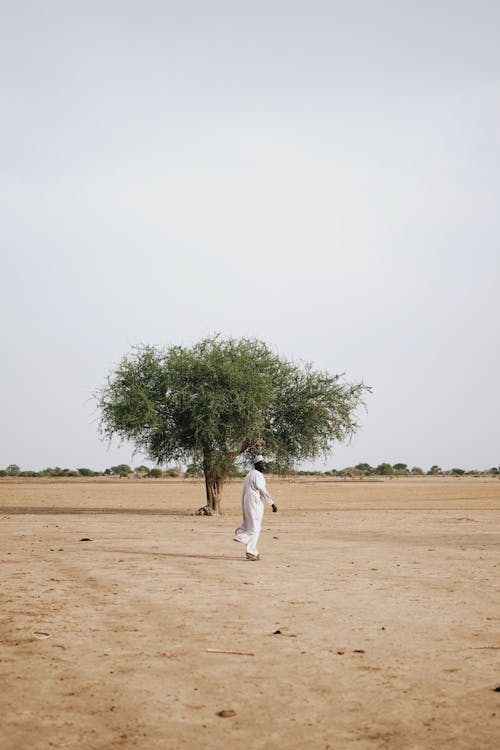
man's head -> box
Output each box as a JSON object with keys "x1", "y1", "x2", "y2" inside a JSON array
[{"x1": 254, "y1": 454, "x2": 265, "y2": 471}]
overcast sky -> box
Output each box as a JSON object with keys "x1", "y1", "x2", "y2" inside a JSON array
[{"x1": 2, "y1": 0, "x2": 499, "y2": 472}]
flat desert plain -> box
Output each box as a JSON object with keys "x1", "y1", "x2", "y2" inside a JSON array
[{"x1": 1, "y1": 477, "x2": 499, "y2": 750}]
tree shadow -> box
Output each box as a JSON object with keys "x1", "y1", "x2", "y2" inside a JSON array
[
  {"x1": 108, "y1": 548, "x2": 244, "y2": 562},
  {"x1": 0, "y1": 506, "x2": 195, "y2": 516}
]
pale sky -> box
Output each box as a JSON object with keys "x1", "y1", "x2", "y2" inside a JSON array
[{"x1": 2, "y1": 0, "x2": 499, "y2": 472}]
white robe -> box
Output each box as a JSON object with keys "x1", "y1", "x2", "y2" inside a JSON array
[{"x1": 234, "y1": 469, "x2": 274, "y2": 556}]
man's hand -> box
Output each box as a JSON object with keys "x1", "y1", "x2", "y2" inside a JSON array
[{"x1": 271, "y1": 503, "x2": 278, "y2": 513}]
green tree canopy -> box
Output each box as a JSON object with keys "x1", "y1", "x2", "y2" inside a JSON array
[
  {"x1": 110, "y1": 464, "x2": 132, "y2": 477},
  {"x1": 355, "y1": 462, "x2": 373, "y2": 475},
  {"x1": 375, "y1": 462, "x2": 394, "y2": 475},
  {"x1": 97, "y1": 336, "x2": 370, "y2": 512},
  {"x1": 428, "y1": 465, "x2": 442, "y2": 475}
]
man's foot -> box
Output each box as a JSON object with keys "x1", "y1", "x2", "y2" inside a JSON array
[{"x1": 246, "y1": 552, "x2": 260, "y2": 561}]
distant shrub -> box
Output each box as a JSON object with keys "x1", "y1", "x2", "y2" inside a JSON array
[
  {"x1": 355, "y1": 463, "x2": 373, "y2": 475},
  {"x1": 40, "y1": 467, "x2": 76, "y2": 477},
  {"x1": 77, "y1": 468, "x2": 95, "y2": 477},
  {"x1": 6, "y1": 464, "x2": 21, "y2": 476},
  {"x1": 375, "y1": 463, "x2": 393, "y2": 476},
  {"x1": 39, "y1": 467, "x2": 63, "y2": 477},
  {"x1": 339, "y1": 467, "x2": 361, "y2": 477},
  {"x1": 147, "y1": 468, "x2": 163, "y2": 478},
  {"x1": 110, "y1": 464, "x2": 132, "y2": 477}
]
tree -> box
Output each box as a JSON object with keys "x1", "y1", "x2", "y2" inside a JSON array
[
  {"x1": 110, "y1": 464, "x2": 132, "y2": 477},
  {"x1": 97, "y1": 336, "x2": 369, "y2": 513},
  {"x1": 375, "y1": 463, "x2": 393, "y2": 476},
  {"x1": 355, "y1": 462, "x2": 373, "y2": 475},
  {"x1": 6, "y1": 464, "x2": 21, "y2": 476}
]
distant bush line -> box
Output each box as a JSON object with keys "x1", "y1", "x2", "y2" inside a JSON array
[{"x1": 1, "y1": 462, "x2": 499, "y2": 479}]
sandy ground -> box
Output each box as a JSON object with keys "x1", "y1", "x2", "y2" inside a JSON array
[{"x1": 1, "y1": 477, "x2": 499, "y2": 750}]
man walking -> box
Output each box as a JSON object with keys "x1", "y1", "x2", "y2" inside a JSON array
[{"x1": 233, "y1": 455, "x2": 278, "y2": 560}]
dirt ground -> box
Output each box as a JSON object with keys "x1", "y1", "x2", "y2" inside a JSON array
[{"x1": 1, "y1": 477, "x2": 499, "y2": 750}]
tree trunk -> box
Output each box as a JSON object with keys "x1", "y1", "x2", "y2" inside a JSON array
[
  {"x1": 194, "y1": 464, "x2": 225, "y2": 515},
  {"x1": 204, "y1": 471, "x2": 224, "y2": 514}
]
